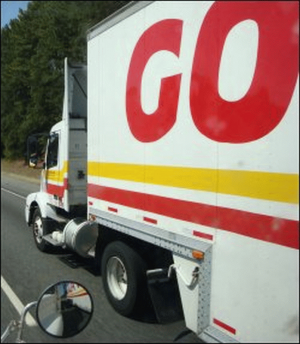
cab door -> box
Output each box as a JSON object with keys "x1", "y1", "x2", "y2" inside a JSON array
[{"x1": 44, "y1": 131, "x2": 64, "y2": 208}]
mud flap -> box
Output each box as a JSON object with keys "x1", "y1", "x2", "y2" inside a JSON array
[{"x1": 146, "y1": 268, "x2": 183, "y2": 324}]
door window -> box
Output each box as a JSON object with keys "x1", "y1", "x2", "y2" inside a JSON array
[{"x1": 46, "y1": 133, "x2": 59, "y2": 169}]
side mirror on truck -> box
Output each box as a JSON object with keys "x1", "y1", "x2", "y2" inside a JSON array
[
  {"x1": 29, "y1": 155, "x2": 38, "y2": 168},
  {"x1": 26, "y1": 133, "x2": 48, "y2": 169}
]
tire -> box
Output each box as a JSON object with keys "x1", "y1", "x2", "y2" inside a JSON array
[
  {"x1": 101, "y1": 241, "x2": 147, "y2": 316},
  {"x1": 32, "y1": 208, "x2": 51, "y2": 252}
]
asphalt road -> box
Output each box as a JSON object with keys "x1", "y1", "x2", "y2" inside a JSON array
[{"x1": 1, "y1": 173, "x2": 202, "y2": 343}]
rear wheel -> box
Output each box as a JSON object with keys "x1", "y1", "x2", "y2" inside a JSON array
[
  {"x1": 32, "y1": 208, "x2": 51, "y2": 252},
  {"x1": 101, "y1": 241, "x2": 147, "y2": 316}
]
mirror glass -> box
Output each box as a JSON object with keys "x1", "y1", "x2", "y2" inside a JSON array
[
  {"x1": 36, "y1": 281, "x2": 93, "y2": 338},
  {"x1": 29, "y1": 156, "x2": 38, "y2": 168},
  {"x1": 26, "y1": 133, "x2": 48, "y2": 169}
]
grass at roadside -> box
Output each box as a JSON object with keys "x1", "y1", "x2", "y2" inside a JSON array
[{"x1": 1, "y1": 159, "x2": 41, "y2": 180}]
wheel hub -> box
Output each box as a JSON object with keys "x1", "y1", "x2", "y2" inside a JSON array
[
  {"x1": 33, "y1": 216, "x2": 43, "y2": 244},
  {"x1": 107, "y1": 256, "x2": 128, "y2": 300}
]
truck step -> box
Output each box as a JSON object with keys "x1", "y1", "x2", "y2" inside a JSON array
[
  {"x1": 43, "y1": 234, "x2": 64, "y2": 246},
  {"x1": 147, "y1": 268, "x2": 169, "y2": 283}
]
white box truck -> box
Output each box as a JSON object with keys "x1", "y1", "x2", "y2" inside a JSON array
[{"x1": 25, "y1": 1, "x2": 299, "y2": 342}]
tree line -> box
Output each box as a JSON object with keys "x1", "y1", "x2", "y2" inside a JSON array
[{"x1": 1, "y1": 1, "x2": 127, "y2": 159}]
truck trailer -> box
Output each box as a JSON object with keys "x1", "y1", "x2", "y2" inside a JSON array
[{"x1": 25, "y1": 1, "x2": 299, "y2": 342}]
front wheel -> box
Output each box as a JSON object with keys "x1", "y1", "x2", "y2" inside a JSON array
[
  {"x1": 101, "y1": 241, "x2": 147, "y2": 316},
  {"x1": 32, "y1": 208, "x2": 51, "y2": 252}
]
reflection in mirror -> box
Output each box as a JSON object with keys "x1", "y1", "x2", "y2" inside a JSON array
[
  {"x1": 36, "y1": 281, "x2": 93, "y2": 338},
  {"x1": 26, "y1": 133, "x2": 48, "y2": 169},
  {"x1": 29, "y1": 156, "x2": 38, "y2": 168}
]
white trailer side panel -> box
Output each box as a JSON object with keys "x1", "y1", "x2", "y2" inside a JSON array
[{"x1": 87, "y1": 1, "x2": 299, "y2": 342}]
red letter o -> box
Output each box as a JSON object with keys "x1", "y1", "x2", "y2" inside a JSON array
[{"x1": 190, "y1": 1, "x2": 299, "y2": 143}]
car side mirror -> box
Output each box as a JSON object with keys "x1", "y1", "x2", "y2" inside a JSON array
[{"x1": 36, "y1": 281, "x2": 93, "y2": 338}]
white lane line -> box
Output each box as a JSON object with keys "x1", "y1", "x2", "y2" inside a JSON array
[
  {"x1": 1, "y1": 275, "x2": 37, "y2": 326},
  {"x1": 1, "y1": 188, "x2": 26, "y2": 200}
]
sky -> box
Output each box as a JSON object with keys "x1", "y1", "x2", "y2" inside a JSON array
[{"x1": 1, "y1": 1, "x2": 30, "y2": 28}]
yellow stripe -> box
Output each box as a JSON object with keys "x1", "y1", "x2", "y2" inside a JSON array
[
  {"x1": 46, "y1": 161, "x2": 68, "y2": 182},
  {"x1": 88, "y1": 162, "x2": 298, "y2": 204}
]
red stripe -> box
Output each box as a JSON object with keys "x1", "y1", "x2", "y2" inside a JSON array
[
  {"x1": 213, "y1": 318, "x2": 236, "y2": 335},
  {"x1": 143, "y1": 217, "x2": 157, "y2": 225},
  {"x1": 88, "y1": 184, "x2": 299, "y2": 249},
  {"x1": 193, "y1": 230, "x2": 214, "y2": 241},
  {"x1": 46, "y1": 178, "x2": 68, "y2": 198},
  {"x1": 108, "y1": 207, "x2": 118, "y2": 213},
  {"x1": 46, "y1": 184, "x2": 64, "y2": 198}
]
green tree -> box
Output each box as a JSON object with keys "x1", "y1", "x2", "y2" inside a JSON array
[{"x1": 1, "y1": 1, "x2": 127, "y2": 159}]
